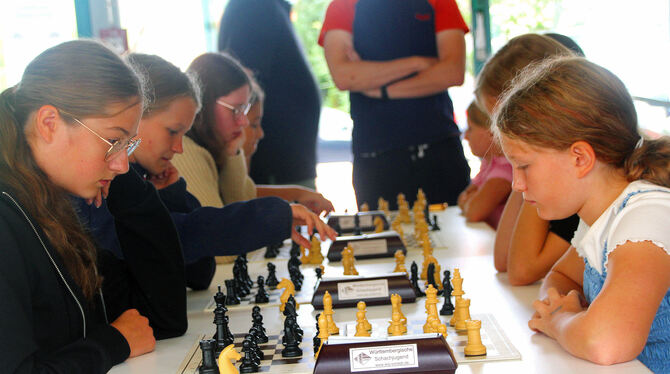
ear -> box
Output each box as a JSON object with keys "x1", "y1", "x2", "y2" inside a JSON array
[
  {"x1": 569, "y1": 140, "x2": 596, "y2": 178},
  {"x1": 33, "y1": 105, "x2": 61, "y2": 143}
]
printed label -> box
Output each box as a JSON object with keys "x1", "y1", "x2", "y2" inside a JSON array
[
  {"x1": 337, "y1": 279, "x2": 389, "y2": 300},
  {"x1": 349, "y1": 239, "x2": 388, "y2": 255},
  {"x1": 349, "y1": 344, "x2": 419, "y2": 372},
  {"x1": 359, "y1": 215, "x2": 373, "y2": 227},
  {"x1": 339, "y1": 216, "x2": 355, "y2": 229}
]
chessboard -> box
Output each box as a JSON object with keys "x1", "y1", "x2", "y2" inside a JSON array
[
  {"x1": 338, "y1": 313, "x2": 521, "y2": 364},
  {"x1": 246, "y1": 241, "x2": 293, "y2": 263},
  {"x1": 204, "y1": 283, "x2": 314, "y2": 312},
  {"x1": 400, "y1": 226, "x2": 448, "y2": 251},
  {"x1": 177, "y1": 330, "x2": 315, "y2": 374}
]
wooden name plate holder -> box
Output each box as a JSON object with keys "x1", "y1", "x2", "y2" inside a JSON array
[
  {"x1": 314, "y1": 334, "x2": 457, "y2": 374},
  {"x1": 327, "y1": 211, "x2": 389, "y2": 233},
  {"x1": 312, "y1": 273, "x2": 416, "y2": 310},
  {"x1": 327, "y1": 231, "x2": 405, "y2": 262}
]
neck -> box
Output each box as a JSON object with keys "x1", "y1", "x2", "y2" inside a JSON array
[{"x1": 578, "y1": 167, "x2": 629, "y2": 226}]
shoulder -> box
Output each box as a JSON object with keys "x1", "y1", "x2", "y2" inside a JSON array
[
  {"x1": 429, "y1": 0, "x2": 469, "y2": 34},
  {"x1": 319, "y1": 0, "x2": 357, "y2": 46}
]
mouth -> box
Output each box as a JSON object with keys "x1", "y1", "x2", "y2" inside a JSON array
[{"x1": 99, "y1": 179, "x2": 111, "y2": 187}]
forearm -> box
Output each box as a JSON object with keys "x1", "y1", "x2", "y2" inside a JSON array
[
  {"x1": 257, "y1": 185, "x2": 307, "y2": 201},
  {"x1": 540, "y1": 270, "x2": 583, "y2": 300},
  {"x1": 493, "y1": 191, "x2": 524, "y2": 272},
  {"x1": 331, "y1": 57, "x2": 424, "y2": 92},
  {"x1": 385, "y1": 61, "x2": 465, "y2": 99}
]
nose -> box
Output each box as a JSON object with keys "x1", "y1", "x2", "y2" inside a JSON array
[
  {"x1": 108, "y1": 151, "x2": 130, "y2": 174},
  {"x1": 257, "y1": 126, "x2": 265, "y2": 141},
  {"x1": 173, "y1": 137, "x2": 184, "y2": 154},
  {"x1": 511, "y1": 169, "x2": 526, "y2": 192}
]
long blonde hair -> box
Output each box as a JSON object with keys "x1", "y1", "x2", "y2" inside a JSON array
[
  {"x1": 475, "y1": 33, "x2": 572, "y2": 103},
  {"x1": 493, "y1": 56, "x2": 670, "y2": 187},
  {"x1": 0, "y1": 40, "x2": 145, "y2": 299}
]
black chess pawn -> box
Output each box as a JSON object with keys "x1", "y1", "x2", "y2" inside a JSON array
[
  {"x1": 254, "y1": 276, "x2": 270, "y2": 304},
  {"x1": 225, "y1": 279, "x2": 241, "y2": 305},
  {"x1": 440, "y1": 270, "x2": 455, "y2": 315},
  {"x1": 248, "y1": 327, "x2": 265, "y2": 361},
  {"x1": 264, "y1": 241, "x2": 281, "y2": 258},
  {"x1": 314, "y1": 267, "x2": 322, "y2": 280},
  {"x1": 252, "y1": 312, "x2": 268, "y2": 343},
  {"x1": 290, "y1": 240, "x2": 301, "y2": 257},
  {"x1": 198, "y1": 339, "x2": 219, "y2": 374},
  {"x1": 431, "y1": 215, "x2": 441, "y2": 231},
  {"x1": 266, "y1": 262, "x2": 279, "y2": 289},
  {"x1": 426, "y1": 263, "x2": 442, "y2": 296},
  {"x1": 410, "y1": 261, "x2": 425, "y2": 297},
  {"x1": 238, "y1": 339, "x2": 259, "y2": 373}
]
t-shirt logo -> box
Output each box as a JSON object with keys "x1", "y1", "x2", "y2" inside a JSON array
[{"x1": 414, "y1": 12, "x2": 432, "y2": 22}]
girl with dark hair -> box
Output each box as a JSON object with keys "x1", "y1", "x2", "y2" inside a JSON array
[
  {"x1": 172, "y1": 53, "x2": 333, "y2": 241},
  {"x1": 0, "y1": 40, "x2": 186, "y2": 373},
  {"x1": 495, "y1": 56, "x2": 670, "y2": 371}
]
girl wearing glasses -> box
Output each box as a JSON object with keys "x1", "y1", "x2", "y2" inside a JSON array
[
  {"x1": 172, "y1": 53, "x2": 334, "y2": 233},
  {"x1": 0, "y1": 41, "x2": 186, "y2": 372}
]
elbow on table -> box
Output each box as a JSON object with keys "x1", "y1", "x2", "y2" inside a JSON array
[
  {"x1": 580, "y1": 330, "x2": 644, "y2": 366},
  {"x1": 463, "y1": 208, "x2": 488, "y2": 224},
  {"x1": 507, "y1": 270, "x2": 539, "y2": 286}
]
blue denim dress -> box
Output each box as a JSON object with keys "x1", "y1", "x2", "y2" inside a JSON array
[{"x1": 583, "y1": 189, "x2": 670, "y2": 373}]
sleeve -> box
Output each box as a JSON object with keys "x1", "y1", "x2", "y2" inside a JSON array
[
  {"x1": 219, "y1": 150, "x2": 258, "y2": 204},
  {"x1": 100, "y1": 168, "x2": 187, "y2": 340},
  {"x1": 606, "y1": 195, "x2": 670, "y2": 262},
  {"x1": 0, "y1": 213, "x2": 128, "y2": 373},
  {"x1": 318, "y1": 0, "x2": 356, "y2": 46},
  {"x1": 431, "y1": 0, "x2": 469, "y2": 33},
  {"x1": 169, "y1": 197, "x2": 293, "y2": 263},
  {"x1": 157, "y1": 177, "x2": 201, "y2": 214},
  {"x1": 549, "y1": 214, "x2": 581, "y2": 244}
]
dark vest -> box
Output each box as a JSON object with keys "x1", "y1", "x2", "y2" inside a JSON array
[{"x1": 350, "y1": 0, "x2": 460, "y2": 154}]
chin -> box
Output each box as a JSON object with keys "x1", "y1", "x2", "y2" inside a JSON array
[{"x1": 536, "y1": 206, "x2": 573, "y2": 221}]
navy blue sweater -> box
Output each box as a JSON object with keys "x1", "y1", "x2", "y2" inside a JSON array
[{"x1": 73, "y1": 164, "x2": 293, "y2": 289}]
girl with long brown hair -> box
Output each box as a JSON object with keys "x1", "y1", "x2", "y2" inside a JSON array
[
  {"x1": 494, "y1": 56, "x2": 670, "y2": 371},
  {"x1": 0, "y1": 40, "x2": 186, "y2": 372}
]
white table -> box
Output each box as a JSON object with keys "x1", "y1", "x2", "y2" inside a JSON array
[{"x1": 109, "y1": 208, "x2": 650, "y2": 374}]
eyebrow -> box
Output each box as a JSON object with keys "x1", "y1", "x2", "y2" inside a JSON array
[{"x1": 108, "y1": 126, "x2": 130, "y2": 136}]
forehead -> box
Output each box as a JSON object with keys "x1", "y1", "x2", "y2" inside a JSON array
[{"x1": 500, "y1": 136, "x2": 535, "y2": 161}]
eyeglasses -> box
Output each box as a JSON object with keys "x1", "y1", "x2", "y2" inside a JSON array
[
  {"x1": 216, "y1": 99, "x2": 251, "y2": 118},
  {"x1": 59, "y1": 110, "x2": 142, "y2": 161}
]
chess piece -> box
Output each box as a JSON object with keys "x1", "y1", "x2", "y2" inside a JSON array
[
  {"x1": 224, "y1": 280, "x2": 241, "y2": 305},
  {"x1": 277, "y1": 278, "x2": 296, "y2": 313},
  {"x1": 323, "y1": 291, "x2": 339, "y2": 335},
  {"x1": 266, "y1": 262, "x2": 279, "y2": 289},
  {"x1": 360, "y1": 202, "x2": 369, "y2": 212},
  {"x1": 393, "y1": 250, "x2": 407, "y2": 272},
  {"x1": 353, "y1": 214, "x2": 362, "y2": 235},
  {"x1": 314, "y1": 266, "x2": 323, "y2": 280},
  {"x1": 251, "y1": 312, "x2": 268, "y2": 343},
  {"x1": 198, "y1": 339, "x2": 219, "y2": 374},
  {"x1": 213, "y1": 301, "x2": 234, "y2": 354},
  {"x1": 264, "y1": 241, "x2": 282, "y2": 258},
  {"x1": 300, "y1": 244, "x2": 309, "y2": 264},
  {"x1": 238, "y1": 339, "x2": 259, "y2": 373},
  {"x1": 423, "y1": 285, "x2": 447, "y2": 335},
  {"x1": 341, "y1": 245, "x2": 359, "y2": 276},
  {"x1": 315, "y1": 313, "x2": 330, "y2": 358},
  {"x1": 355, "y1": 301, "x2": 372, "y2": 332},
  {"x1": 453, "y1": 298, "x2": 472, "y2": 330},
  {"x1": 389, "y1": 294, "x2": 407, "y2": 334},
  {"x1": 254, "y1": 276, "x2": 270, "y2": 304},
  {"x1": 388, "y1": 312, "x2": 404, "y2": 336},
  {"x1": 410, "y1": 261, "x2": 425, "y2": 296},
  {"x1": 374, "y1": 216, "x2": 384, "y2": 233},
  {"x1": 464, "y1": 320, "x2": 487, "y2": 356},
  {"x1": 421, "y1": 253, "x2": 438, "y2": 280},
  {"x1": 217, "y1": 344, "x2": 241, "y2": 374},
  {"x1": 355, "y1": 311, "x2": 371, "y2": 337},
  {"x1": 281, "y1": 318, "x2": 302, "y2": 357},
  {"x1": 309, "y1": 235, "x2": 324, "y2": 264},
  {"x1": 440, "y1": 270, "x2": 455, "y2": 316}
]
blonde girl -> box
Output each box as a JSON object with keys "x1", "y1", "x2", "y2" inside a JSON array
[{"x1": 494, "y1": 56, "x2": 670, "y2": 371}]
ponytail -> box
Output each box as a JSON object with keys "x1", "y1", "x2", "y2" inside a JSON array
[{"x1": 624, "y1": 137, "x2": 670, "y2": 187}]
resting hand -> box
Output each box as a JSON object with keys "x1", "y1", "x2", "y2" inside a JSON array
[
  {"x1": 528, "y1": 288, "x2": 584, "y2": 339},
  {"x1": 110, "y1": 309, "x2": 155, "y2": 358},
  {"x1": 296, "y1": 190, "x2": 335, "y2": 215},
  {"x1": 86, "y1": 181, "x2": 111, "y2": 208},
  {"x1": 224, "y1": 131, "x2": 246, "y2": 157},
  {"x1": 147, "y1": 163, "x2": 180, "y2": 190},
  {"x1": 289, "y1": 204, "x2": 337, "y2": 247}
]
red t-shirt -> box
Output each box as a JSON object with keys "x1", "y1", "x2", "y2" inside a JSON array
[{"x1": 318, "y1": 0, "x2": 469, "y2": 46}]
